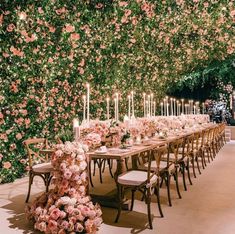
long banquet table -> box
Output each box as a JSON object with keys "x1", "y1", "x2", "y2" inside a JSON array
[{"x1": 88, "y1": 123, "x2": 216, "y2": 209}]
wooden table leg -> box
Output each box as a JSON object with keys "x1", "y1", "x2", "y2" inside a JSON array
[{"x1": 90, "y1": 157, "x2": 130, "y2": 210}]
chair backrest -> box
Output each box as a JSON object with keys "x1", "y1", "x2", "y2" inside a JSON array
[
  {"x1": 168, "y1": 137, "x2": 184, "y2": 162},
  {"x1": 202, "y1": 128, "x2": 210, "y2": 145},
  {"x1": 152, "y1": 145, "x2": 168, "y2": 173},
  {"x1": 145, "y1": 146, "x2": 168, "y2": 184},
  {"x1": 184, "y1": 134, "x2": 194, "y2": 155},
  {"x1": 23, "y1": 138, "x2": 49, "y2": 168}
]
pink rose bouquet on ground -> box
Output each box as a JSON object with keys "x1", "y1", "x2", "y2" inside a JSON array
[{"x1": 26, "y1": 141, "x2": 102, "y2": 233}]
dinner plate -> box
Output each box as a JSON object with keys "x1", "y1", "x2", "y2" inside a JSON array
[{"x1": 94, "y1": 150, "x2": 108, "y2": 154}]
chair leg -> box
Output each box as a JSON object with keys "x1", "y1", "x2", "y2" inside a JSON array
[
  {"x1": 146, "y1": 189, "x2": 153, "y2": 229},
  {"x1": 107, "y1": 159, "x2": 114, "y2": 178},
  {"x1": 45, "y1": 173, "x2": 51, "y2": 192},
  {"x1": 181, "y1": 163, "x2": 187, "y2": 191},
  {"x1": 25, "y1": 172, "x2": 34, "y2": 203},
  {"x1": 202, "y1": 150, "x2": 207, "y2": 167},
  {"x1": 93, "y1": 159, "x2": 97, "y2": 176},
  {"x1": 102, "y1": 159, "x2": 106, "y2": 173},
  {"x1": 154, "y1": 186, "x2": 164, "y2": 217},
  {"x1": 206, "y1": 148, "x2": 211, "y2": 163},
  {"x1": 115, "y1": 185, "x2": 123, "y2": 223},
  {"x1": 166, "y1": 174, "x2": 172, "y2": 206},
  {"x1": 196, "y1": 156, "x2": 201, "y2": 175},
  {"x1": 191, "y1": 157, "x2": 197, "y2": 178},
  {"x1": 174, "y1": 169, "x2": 182, "y2": 199},
  {"x1": 88, "y1": 161, "x2": 94, "y2": 187},
  {"x1": 125, "y1": 157, "x2": 129, "y2": 170},
  {"x1": 160, "y1": 177, "x2": 164, "y2": 188},
  {"x1": 200, "y1": 150, "x2": 205, "y2": 169},
  {"x1": 98, "y1": 159, "x2": 103, "y2": 183},
  {"x1": 130, "y1": 189, "x2": 135, "y2": 211},
  {"x1": 186, "y1": 160, "x2": 193, "y2": 185}
]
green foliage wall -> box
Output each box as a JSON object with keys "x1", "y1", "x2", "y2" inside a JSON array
[
  {"x1": 167, "y1": 56, "x2": 235, "y2": 101},
  {"x1": 0, "y1": 0, "x2": 234, "y2": 183}
]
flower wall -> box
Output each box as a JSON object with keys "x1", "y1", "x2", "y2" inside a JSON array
[{"x1": 0, "y1": 0, "x2": 235, "y2": 183}]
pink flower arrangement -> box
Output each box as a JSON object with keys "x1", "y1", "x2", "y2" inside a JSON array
[{"x1": 26, "y1": 141, "x2": 102, "y2": 233}]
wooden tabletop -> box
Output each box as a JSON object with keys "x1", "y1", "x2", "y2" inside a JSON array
[{"x1": 88, "y1": 123, "x2": 216, "y2": 160}]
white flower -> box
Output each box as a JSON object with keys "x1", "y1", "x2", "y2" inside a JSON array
[
  {"x1": 76, "y1": 154, "x2": 85, "y2": 161},
  {"x1": 60, "y1": 196, "x2": 71, "y2": 205},
  {"x1": 79, "y1": 161, "x2": 87, "y2": 171},
  {"x1": 69, "y1": 165, "x2": 80, "y2": 173},
  {"x1": 69, "y1": 197, "x2": 77, "y2": 206},
  {"x1": 82, "y1": 144, "x2": 89, "y2": 152},
  {"x1": 55, "y1": 149, "x2": 63, "y2": 157},
  {"x1": 75, "y1": 148, "x2": 84, "y2": 155}
]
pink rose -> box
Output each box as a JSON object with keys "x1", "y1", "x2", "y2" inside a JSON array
[
  {"x1": 60, "y1": 220, "x2": 69, "y2": 229},
  {"x1": 7, "y1": 23, "x2": 15, "y2": 32},
  {"x1": 75, "y1": 223, "x2": 84, "y2": 232},
  {"x1": 85, "y1": 219, "x2": 96, "y2": 233},
  {"x1": 66, "y1": 205, "x2": 74, "y2": 215},
  {"x1": 95, "y1": 3, "x2": 103, "y2": 9},
  {"x1": 16, "y1": 133, "x2": 22, "y2": 140},
  {"x1": 93, "y1": 217, "x2": 103, "y2": 226},
  {"x1": 81, "y1": 205, "x2": 90, "y2": 216},
  {"x1": 18, "y1": 11, "x2": 27, "y2": 20},
  {"x1": 60, "y1": 211, "x2": 66, "y2": 219},
  {"x1": 0, "y1": 153, "x2": 3, "y2": 161},
  {"x1": 87, "y1": 210, "x2": 96, "y2": 219},
  {"x1": 58, "y1": 229, "x2": 66, "y2": 234},
  {"x1": 119, "y1": 1, "x2": 128, "y2": 7},
  {"x1": 35, "y1": 221, "x2": 47, "y2": 232},
  {"x1": 64, "y1": 24, "x2": 75, "y2": 33},
  {"x1": 70, "y1": 33, "x2": 80, "y2": 41},
  {"x1": 9, "y1": 143, "x2": 16, "y2": 151},
  {"x1": 63, "y1": 169, "x2": 72, "y2": 180},
  {"x1": 61, "y1": 179, "x2": 69, "y2": 188},
  {"x1": 48, "y1": 219, "x2": 58, "y2": 231},
  {"x1": 50, "y1": 208, "x2": 61, "y2": 220},
  {"x1": 67, "y1": 220, "x2": 74, "y2": 232},
  {"x1": 38, "y1": 7, "x2": 44, "y2": 14}
]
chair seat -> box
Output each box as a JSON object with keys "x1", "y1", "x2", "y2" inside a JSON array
[
  {"x1": 161, "y1": 153, "x2": 176, "y2": 162},
  {"x1": 32, "y1": 162, "x2": 53, "y2": 173},
  {"x1": 159, "y1": 161, "x2": 175, "y2": 171},
  {"x1": 118, "y1": 170, "x2": 158, "y2": 186}
]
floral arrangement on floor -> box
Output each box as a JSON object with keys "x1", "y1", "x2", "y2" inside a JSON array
[{"x1": 26, "y1": 141, "x2": 102, "y2": 234}]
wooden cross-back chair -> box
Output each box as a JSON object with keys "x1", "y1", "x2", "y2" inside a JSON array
[
  {"x1": 160, "y1": 137, "x2": 184, "y2": 206},
  {"x1": 23, "y1": 138, "x2": 53, "y2": 202},
  {"x1": 115, "y1": 146, "x2": 166, "y2": 229}
]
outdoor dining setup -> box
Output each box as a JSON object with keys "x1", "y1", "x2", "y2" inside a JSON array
[{"x1": 23, "y1": 84, "x2": 226, "y2": 234}]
